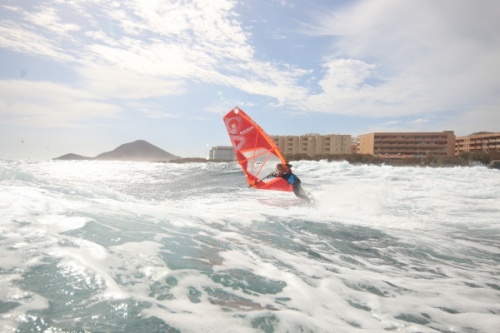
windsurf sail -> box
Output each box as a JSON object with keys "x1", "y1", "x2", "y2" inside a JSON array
[{"x1": 223, "y1": 107, "x2": 293, "y2": 192}]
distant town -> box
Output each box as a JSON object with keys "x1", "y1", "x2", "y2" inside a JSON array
[
  {"x1": 210, "y1": 131, "x2": 500, "y2": 167},
  {"x1": 53, "y1": 131, "x2": 500, "y2": 168}
]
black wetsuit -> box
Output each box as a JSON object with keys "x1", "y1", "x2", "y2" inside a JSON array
[{"x1": 278, "y1": 167, "x2": 308, "y2": 200}]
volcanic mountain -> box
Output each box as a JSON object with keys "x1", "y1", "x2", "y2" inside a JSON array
[
  {"x1": 53, "y1": 153, "x2": 93, "y2": 160},
  {"x1": 53, "y1": 140, "x2": 179, "y2": 162}
]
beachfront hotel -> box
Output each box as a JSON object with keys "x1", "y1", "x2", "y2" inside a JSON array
[
  {"x1": 213, "y1": 131, "x2": 498, "y2": 160},
  {"x1": 271, "y1": 134, "x2": 352, "y2": 157},
  {"x1": 358, "y1": 131, "x2": 456, "y2": 157},
  {"x1": 455, "y1": 132, "x2": 500, "y2": 154}
]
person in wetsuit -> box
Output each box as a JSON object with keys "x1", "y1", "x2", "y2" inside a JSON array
[{"x1": 274, "y1": 163, "x2": 309, "y2": 201}]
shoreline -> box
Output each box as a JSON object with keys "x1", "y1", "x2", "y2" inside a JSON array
[{"x1": 5, "y1": 155, "x2": 498, "y2": 169}]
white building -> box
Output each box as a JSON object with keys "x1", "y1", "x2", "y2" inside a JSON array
[
  {"x1": 209, "y1": 146, "x2": 235, "y2": 161},
  {"x1": 271, "y1": 134, "x2": 352, "y2": 157}
]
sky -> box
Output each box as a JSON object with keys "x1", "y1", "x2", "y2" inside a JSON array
[{"x1": 1, "y1": 0, "x2": 499, "y2": 160}]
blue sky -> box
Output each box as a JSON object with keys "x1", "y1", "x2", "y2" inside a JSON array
[{"x1": 1, "y1": 0, "x2": 499, "y2": 160}]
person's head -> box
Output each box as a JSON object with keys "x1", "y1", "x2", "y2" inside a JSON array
[{"x1": 276, "y1": 163, "x2": 283, "y2": 171}]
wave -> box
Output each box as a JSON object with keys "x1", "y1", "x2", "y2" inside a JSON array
[{"x1": 0, "y1": 160, "x2": 499, "y2": 332}]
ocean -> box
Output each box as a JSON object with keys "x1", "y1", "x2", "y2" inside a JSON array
[{"x1": 0, "y1": 159, "x2": 498, "y2": 333}]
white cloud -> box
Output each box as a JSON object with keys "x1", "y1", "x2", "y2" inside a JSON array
[
  {"x1": 0, "y1": 0, "x2": 308, "y2": 104},
  {"x1": 2, "y1": 0, "x2": 498, "y2": 130},
  {"x1": 0, "y1": 80, "x2": 121, "y2": 127},
  {"x1": 302, "y1": 0, "x2": 500, "y2": 120},
  {"x1": 76, "y1": 65, "x2": 185, "y2": 99},
  {"x1": 318, "y1": 59, "x2": 374, "y2": 92},
  {"x1": 0, "y1": 23, "x2": 71, "y2": 61},
  {"x1": 0, "y1": 65, "x2": 185, "y2": 128},
  {"x1": 24, "y1": 7, "x2": 80, "y2": 35}
]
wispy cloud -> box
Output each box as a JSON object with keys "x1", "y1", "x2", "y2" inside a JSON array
[
  {"x1": 0, "y1": 0, "x2": 308, "y2": 118},
  {"x1": 302, "y1": 0, "x2": 500, "y2": 121},
  {"x1": 0, "y1": 80, "x2": 121, "y2": 127},
  {"x1": 0, "y1": 0, "x2": 498, "y2": 138},
  {"x1": 76, "y1": 65, "x2": 185, "y2": 99},
  {"x1": 24, "y1": 7, "x2": 80, "y2": 35}
]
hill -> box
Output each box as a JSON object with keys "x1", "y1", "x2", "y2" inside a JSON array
[
  {"x1": 94, "y1": 140, "x2": 179, "y2": 162},
  {"x1": 53, "y1": 140, "x2": 179, "y2": 162},
  {"x1": 53, "y1": 153, "x2": 93, "y2": 161}
]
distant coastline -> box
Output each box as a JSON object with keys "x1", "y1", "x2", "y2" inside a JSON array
[{"x1": 52, "y1": 139, "x2": 499, "y2": 169}]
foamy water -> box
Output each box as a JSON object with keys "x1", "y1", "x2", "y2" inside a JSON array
[{"x1": 0, "y1": 159, "x2": 499, "y2": 332}]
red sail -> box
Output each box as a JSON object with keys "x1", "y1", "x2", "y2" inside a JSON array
[{"x1": 223, "y1": 107, "x2": 293, "y2": 192}]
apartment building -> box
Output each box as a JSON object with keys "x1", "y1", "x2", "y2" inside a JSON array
[
  {"x1": 271, "y1": 134, "x2": 352, "y2": 157},
  {"x1": 455, "y1": 132, "x2": 500, "y2": 154},
  {"x1": 351, "y1": 137, "x2": 359, "y2": 154},
  {"x1": 209, "y1": 146, "x2": 235, "y2": 160},
  {"x1": 358, "y1": 131, "x2": 455, "y2": 157}
]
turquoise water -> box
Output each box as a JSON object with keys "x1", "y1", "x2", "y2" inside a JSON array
[{"x1": 0, "y1": 160, "x2": 499, "y2": 332}]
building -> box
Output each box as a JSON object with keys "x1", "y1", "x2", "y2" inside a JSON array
[
  {"x1": 351, "y1": 137, "x2": 359, "y2": 154},
  {"x1": 455, "y1": 132, "x2": 500, "y2": 154},
  {"x1": 209, "y1": 146, "x2": 235, "y2": 161},
  {"x1": 358, "y1": 131, "x2": 455, "y2": 157},
  {"x1": 271, "y1": 134, "x2": 352, "y2": 157}
]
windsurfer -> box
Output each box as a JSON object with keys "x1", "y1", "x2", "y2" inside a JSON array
[{"x1": 273, "y1": 163, "x2": 310, "y2": 201}]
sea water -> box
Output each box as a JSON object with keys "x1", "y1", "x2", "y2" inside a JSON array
[{"x1": 0, "y1": 159, "x2": 498, "y2": 333}]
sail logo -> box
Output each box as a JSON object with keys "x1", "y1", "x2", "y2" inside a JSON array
[
  {"x1": 240, "y1": 126, "x2": 254, "y2": 135},
  {"x1": 225, "y1": 117, "x2": 240, "y2": 135},
  {"x1": 231, "y1": 135, "x2": 246, "y2": 151}
]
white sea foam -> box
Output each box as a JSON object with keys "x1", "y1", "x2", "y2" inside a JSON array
[{"x1": 0, "y1": 160, "x2": 499, "y2": 332}]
